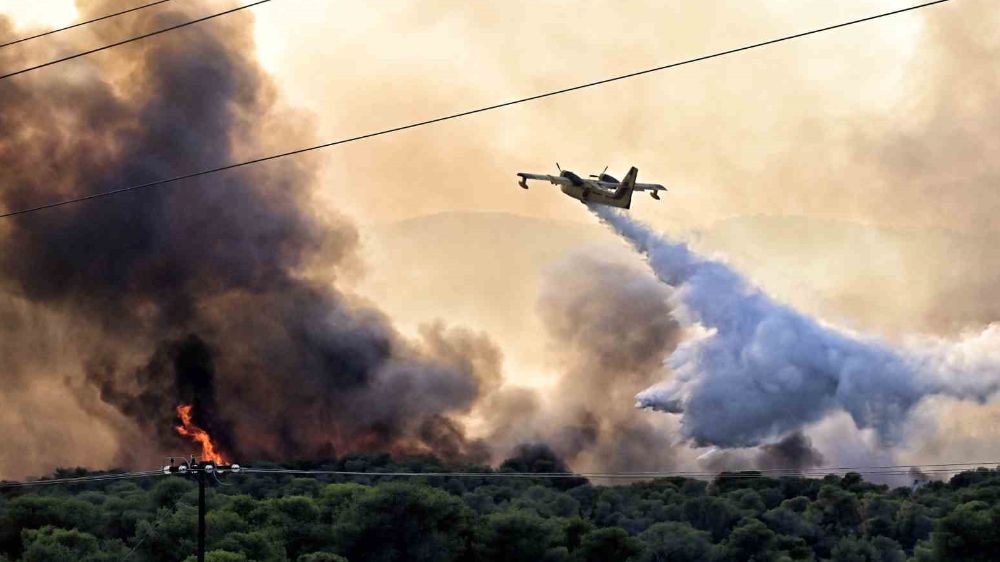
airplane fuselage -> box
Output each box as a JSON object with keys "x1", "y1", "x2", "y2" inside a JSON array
[
  {"x1": 516, "y1": 166, "x2": 664, "y2": 210},
  {"x1": 559, "y1": 181, "x2": 633, "y2": 209}
]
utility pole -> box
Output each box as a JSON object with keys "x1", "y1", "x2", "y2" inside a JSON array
[
  {"x1": 162, "y1": 457, "x2": 241, "y2": 562},
  {"x1": 197, "y1": 465, "x2": 206, "y2": 562}
]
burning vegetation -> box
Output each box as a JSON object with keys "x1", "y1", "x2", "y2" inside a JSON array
[
  {"x1": 0, "y1": 2, "x2": 503, "y2": 471},
  {"x1": 174, "y1": 404, "x2": 227, "y2": 464}
]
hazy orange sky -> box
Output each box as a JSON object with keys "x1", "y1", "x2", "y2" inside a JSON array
[
  {"x1": 1, "y1": 0, "x2": 942, "y2": 230},
  {"x1": 2, "y1": 0, "x2": 998, "y2": 476}
]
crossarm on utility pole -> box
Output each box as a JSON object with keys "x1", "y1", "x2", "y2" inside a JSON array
[{"x1": 160, "y1": 457, "x2": 241, "y2": 562}]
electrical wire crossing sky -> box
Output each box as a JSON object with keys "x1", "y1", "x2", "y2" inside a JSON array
[
  {"x1": 0, "y1": 0, "x2": 951, "y2": 220},
  {"x1": 0, "y1": 0, "x2": 272, "y2": 81},
  {"x1": 0, "y1": 0, "x2": 174, "y2": 50}
]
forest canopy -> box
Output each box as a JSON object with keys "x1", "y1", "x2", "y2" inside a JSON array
[{"x1": 1, "y1": 451, "x2": 998, "y2": 562}]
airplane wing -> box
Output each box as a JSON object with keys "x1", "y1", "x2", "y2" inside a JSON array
[
  {"x1": 517, "y1": 172, "x2": 571, "y2": 189},
  {"x1": 633, "y1": 182, "x2": 667, "y2": 200},
  {"x1": 591, "y1": 178, "x2": 667, "y2": 201},
  {"x1": 590, "y1": 181, "x2": 666, "y2": 192},
  {"x1": 633, "y1": 182, "x2": 667, "y2": 193}
]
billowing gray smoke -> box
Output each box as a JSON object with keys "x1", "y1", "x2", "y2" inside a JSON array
[
  {"x1": 486, "y1": 251, "x2": 684, "y2": 472},
  {"x1": 698, "y1": 431, "x2": 826, "y2": 474},
  {"x1": 755, "y1": 431, "x2": 825, "y2": 471},
  {"x1": 537, "y1": 252, "x2": 684, "y2": 472},
  {"x1": 591, "y1": 205, "x2": 1000, "y2": 448},
  {"x1": 0, "y1": 2, "x2": 498, "y2": 470}
]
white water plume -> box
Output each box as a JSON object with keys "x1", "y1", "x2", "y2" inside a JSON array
[{"x1": 591, "y1": 205, "x2": 1000, "y2": 448}]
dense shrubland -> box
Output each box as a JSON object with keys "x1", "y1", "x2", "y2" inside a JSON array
[{"x1": 1, "y1": 452, "x2": 998, "y2": 562}]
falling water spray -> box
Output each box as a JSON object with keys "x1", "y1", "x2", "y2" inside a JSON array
[{"x1": 591, "y1": 205, "x2": 1000, "y2": 448}]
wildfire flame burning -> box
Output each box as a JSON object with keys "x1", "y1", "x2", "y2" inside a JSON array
[{"x1": 174, "y1": 404, "x2": 227, "y2": 464}]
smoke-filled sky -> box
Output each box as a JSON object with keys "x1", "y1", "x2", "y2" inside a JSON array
[{"x1": 1, "y1": 0, "x2": 998, "y2": 480}]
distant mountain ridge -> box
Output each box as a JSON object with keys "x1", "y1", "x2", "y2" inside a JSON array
[{"x1": 362, "y1": 211, "x2": 999, "y2": 345}]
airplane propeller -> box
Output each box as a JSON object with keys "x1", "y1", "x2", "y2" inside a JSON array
[
  {"x1": 589, "y1": 165, "x2": 609, "y2": 179},
  {"x1": 556, "y1": 162, "x2": 562, "y2": 172}
]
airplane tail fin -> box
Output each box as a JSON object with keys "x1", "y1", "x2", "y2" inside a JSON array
[
  {"x1": 613, "y1": 167, "x2": 638, "y2": 208},
  {"x1": 620, "y1": 167, "x2": 638, "y2": 190}
]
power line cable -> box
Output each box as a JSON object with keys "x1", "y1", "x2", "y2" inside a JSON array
[
  {"x1": 0, "y1": 0, "x2": 951, "y2": 220},
  {"x1": 1, "y1": 470, "x2": 164, "y2": 488},
  {"x1": 606, "y1": 460, "x2": 1000, "y2": 476},
  {"x1": 242, "y1": 463, "x2": 990, "y2": 478},
  {"x1": 211, "y1": 469, "x2": 230, "y2": 486},
  {"x1": 0, "y1": 470, "x2": 164, "y2": 489},
  {"x1": 0, "y1": 0, "x2": 272, "y2": 82},
  {"x1": 240, "y1": 460, "x2": 997, "y2": 481},
  {"x1": 122, "y1": 510, "x2": 171, "y2": 561},
  {"x1": 243, "y1": 464, "x2": 994, "y2": 476},
  {"x1": 138, "y1": 459, "x2": 1000, "y2": 479},
  {"x1": 0, "y1": 0, "x2": 174, "y2": 50},
  {"x1": 0, "y1": 460, "x2": 989, "y2": 490},
  {"x1": 239, "y1": 469, "x2": 975, "y2": 481}
]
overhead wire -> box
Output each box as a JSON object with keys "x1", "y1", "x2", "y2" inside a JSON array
[
  {"x1": 211, "y1": 469, "x2": 231, "y2": 486},
  {"x1": 0, "y1": 0, "x2": 952, "y2": 219},
  {"x1": 239, "y1": 460, "x2": 998, "y2": 481},
  {"x1": 236, "y1": 471, "x2": 970, "y2": 482},
  {"x1": 0, "y1": 470, "x2": 165, "y2": 489},
  {"x1": 0, "y1": 460, "x2": 992, "y2": 491},
  {"x1": 0, "y1": 0, "x2": 174, "y2": 50},
  {"x1": 0, "y1": 0, "x2": 272, "y2": 82},
  {"x1": 613, "y1": 460, "x2": 1000, "y2": 476},
  {"x1": 122, "y1": 511, "x2": 174, "y2": 561}
]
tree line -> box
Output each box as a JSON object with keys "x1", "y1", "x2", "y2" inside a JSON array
[{"x1": 1, "y1": 449, "x2": 998, "y2": 561}]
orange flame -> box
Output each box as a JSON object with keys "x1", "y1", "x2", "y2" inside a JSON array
[{"x1": 174, "y1": 404, "x2": 227, "y2": 464}]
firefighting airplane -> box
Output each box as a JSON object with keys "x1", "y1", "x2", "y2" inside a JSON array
[{"x1": 516, "y1": 164, "x2": 666, "y2": 209}]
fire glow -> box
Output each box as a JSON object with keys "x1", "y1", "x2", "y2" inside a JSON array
[{"x1": 174, "y1": 404, "x2": 227, "y2": 464}]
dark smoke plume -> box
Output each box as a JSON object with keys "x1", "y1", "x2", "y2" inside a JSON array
[
  {"x1": 696, "y1": 431, "x2": 825, "y2": 475},
  {"x1": 500, "y1": 443, "x2": 573, "y2": 474},
  {"x1": 755, "y1": 432, "x2": 825, "y2": 472},
  {"x1": 500, "y1": 443, "x2": 587, "y2": 489},
  {"x1": 0, "y1": 1, "x2": 498, "y2": 472},
  {"x1": 908, "y1": 467, "x2": 930, "y2": 484}
]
